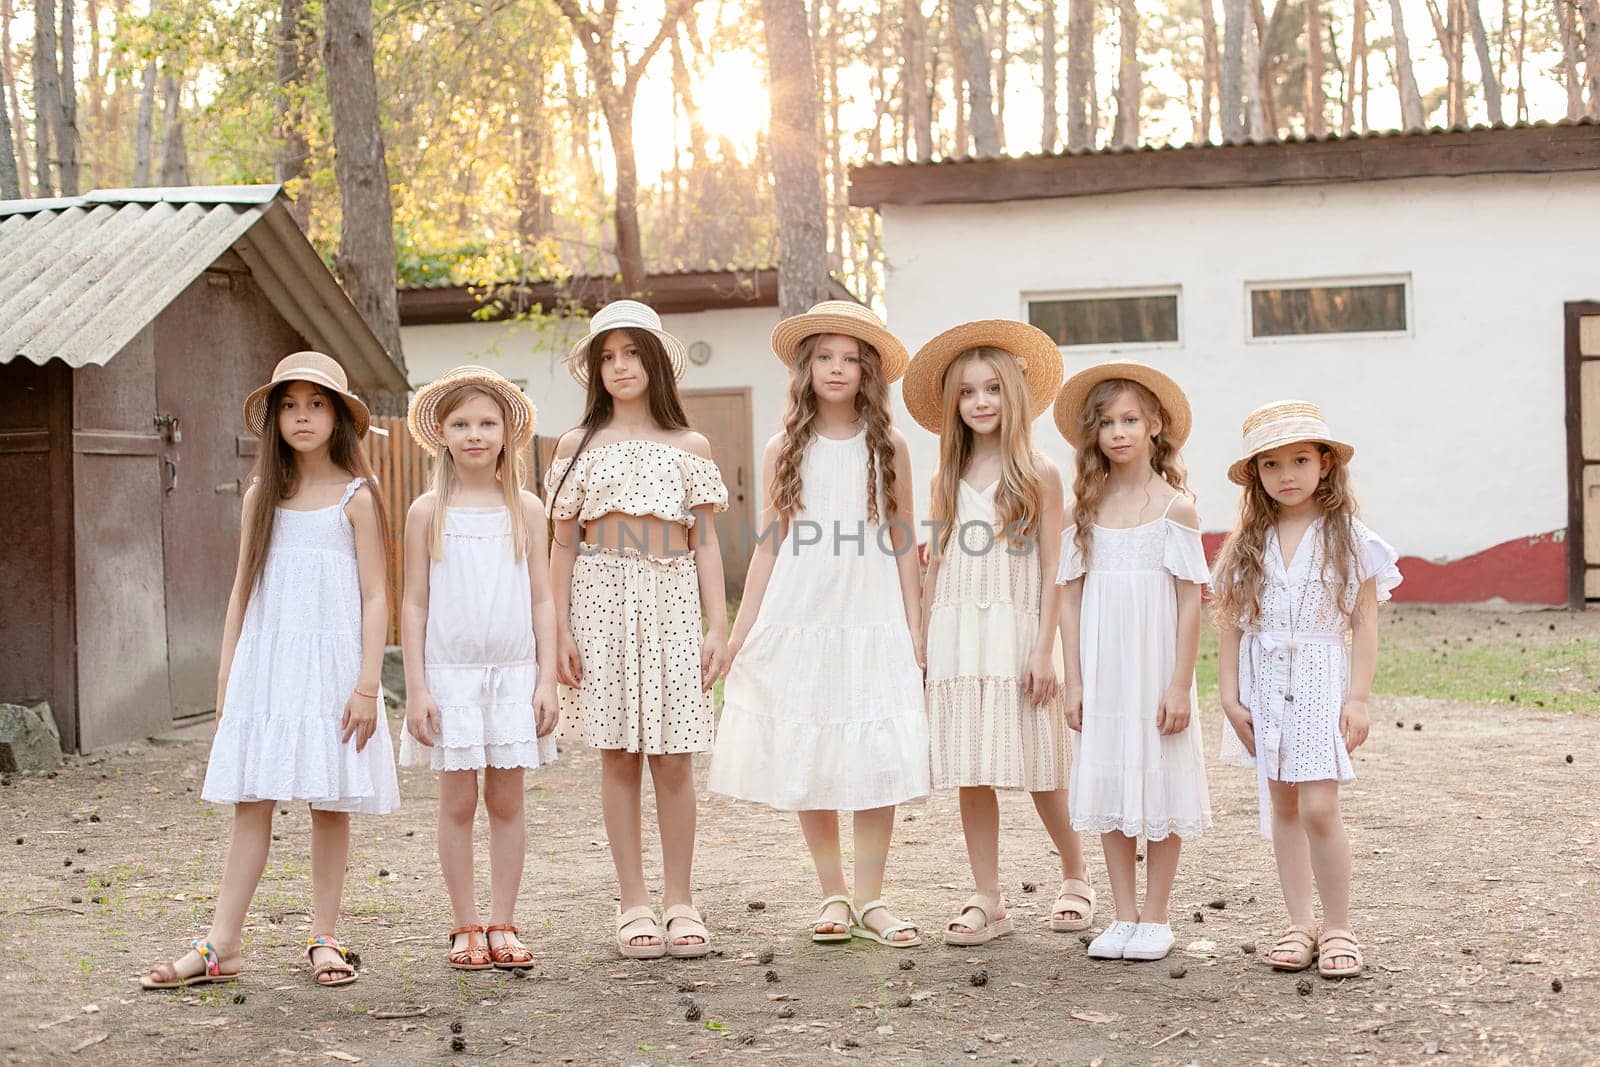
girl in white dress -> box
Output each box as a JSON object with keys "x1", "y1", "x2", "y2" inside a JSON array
[
  {"x1": 902, "y1": 320, "x2": 1095, "y2": 946},
  {"x1": 1211, "y1": 400, "x2": 1400, "y2": 980},
  {"x1": 399, "y1": 366, "x2": 559, "y2": 971},
  {"x1": 144, "y1": 352, "x2": 399, "y2": 991},
  {"x1": 1055, "y1": 361, "x2": 1211, "y2": 964},
  {"x1": 710, "y1": 301, "x2": 928, "y2": 948}
]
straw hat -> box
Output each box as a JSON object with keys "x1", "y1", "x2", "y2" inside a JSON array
[
  {"x1": 244, "y1": 351, "x2": 371, "y2": 439},
  {"x1": 406, "y1": 365, "x2": 537, "y2": 457},
  {"x1": 769, "y1": 300, "x2": 911, "y2": 384},
  {"x1": 564, "y1": 300, "x2": 687, "y2": 386},
  {"x1": 1227, "y1": 400, "x2": 1354, "y2": 485},
  {"x1": 1052, "y1": 360, "x2": 1193, "y2": 447},
  {"x1": 903, "y1": 320, "x2": 1064, "y2": 434}
]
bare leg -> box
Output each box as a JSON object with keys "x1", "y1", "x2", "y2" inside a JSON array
[
  {"x1": 852, "y1": 806, "x2": 916, "y2": 942},
  {"x1": 307, "y1": 808, "x2": 354, "y2": 983},
  {"x1": 797, "y1": 810, "x2": 849, "y2": 935},
  {"x1": 1267, "y1": 779, "x2": 1317, "y2": 963},
  {"x1": 147, "y1": 800, "x2": 275, "y2": 982},
  {"x1": 438, "y1": 770, "x2": 482, "y2": 954},
  {"x1": 952, "y1": 787, "x2": 1003, "y2": 933},
  {"x1": 1141, "y1": 834, "x2": 1181, "y2": 924},
  {"x1": 599, "y1": 749, "x2": 657, "y2": 948},
  {"x1": 647, "y1": 754, "x2": 700, "y2": 946},
  {"x1": 1297, "y1": 779, "x2": 1355, "y2": 970},
  {"x1": 482, "y1": 767, "x2": 527, "y2": 956},
  {"x1": 1031, "y1": 788, "x2": 1091, "y2": 924},
  {"x1": 1101, "y1": 832, "x2": 1140, "y2": 922}
]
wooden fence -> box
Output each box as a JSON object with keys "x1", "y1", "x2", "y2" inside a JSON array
[{"x1": 363, "y1": 416, "x2": 559, "y2": 639}]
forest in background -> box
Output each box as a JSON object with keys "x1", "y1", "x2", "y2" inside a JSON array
[{"x1": 4, "y1": 0, "x2": 1599, "y2": 314}]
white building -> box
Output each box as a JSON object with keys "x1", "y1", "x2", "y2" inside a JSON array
[{"x1": 852, "y1": 120, "x2": 1600, "y2": 606}]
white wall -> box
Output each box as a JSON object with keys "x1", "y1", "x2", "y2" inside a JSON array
[
  {"x1": 878, "y1": 171, "x2": 1600, "y2": 561},
  {"x1": 401, "y1": 305, "x2": 792, "y2": 512}
]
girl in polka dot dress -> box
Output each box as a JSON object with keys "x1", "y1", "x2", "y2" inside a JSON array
[
  {"x1": 1211, "y1": 401, "x2": 1400, "y2": 980},
  {"x1": 545, "y1": 300, "x2": 730, "y2": 960},
  {"x1": 710, "y1": 301, "x2": 929, "y2": 948}
]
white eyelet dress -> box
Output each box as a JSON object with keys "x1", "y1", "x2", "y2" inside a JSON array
[
  {"x1": 1215, "y1": 516, "x2": 1401, "y2": 838},
  {"x1": 1057, "y1": 497, "x2": 1211, "y2": 841},
  {"x1": 398, "y1": 506, "x2": 557, "y2": 772},
  {"x1": 709, "y1": 429, "x2": 929, "y2": 812},
  {"x1": 926, "y1": 480, "x2": 1070, "y2": 791},
  {"x1": 202, "y1": 478, "x2": 400, "y2": 814}
]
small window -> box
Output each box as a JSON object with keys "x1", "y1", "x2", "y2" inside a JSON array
[
  {"x1": 1249, "y1": 280, "x2": 1407, "y2": 338},
  {"x1": 1028, "y1": 291, "x2": 1180, "y2": 348}
]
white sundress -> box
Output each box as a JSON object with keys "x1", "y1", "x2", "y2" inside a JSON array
[
  {"x1": 398, "y1": 506, "x2": 558, "y2": 772},
  {"x1": 1217, "y1": 516, "x2": 1402, "y2": 838},
  {"x1": 202, "y1": 478, "x2": 400, "y2": 814},
  {"x1": 1058, "y1": 497, "x2": 1212, "y2": 841},
  {"x1": 709, "y1": 429, "x2": 929, "y2": 812}
]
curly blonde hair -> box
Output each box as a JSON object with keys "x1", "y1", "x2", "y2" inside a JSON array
[
  {"x1": 773, "y1": 334, "x2": 898, "y2": 523},
  {"x1": 1070, "y1": 379, "x2": 1189, "y2": 568}
]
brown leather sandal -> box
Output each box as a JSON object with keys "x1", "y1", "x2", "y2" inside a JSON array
[
  {"x1": 447, "y1": 925, "x2": 494, "y2": 971},
  {"x1": 304, "y1": 935, "x2": 359, "y2": 987},
  {"x1": 485, "y1": 924, "x2": 535, "y2": 970}
]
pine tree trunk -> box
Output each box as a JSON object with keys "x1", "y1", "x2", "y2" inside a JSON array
[
  {"x1": 952, "y1": 0, "x2": 999, "y2": 157},
  {"x1": 275, "y1": 0, "x2": 314, "y2": 229},
  {"x1": 1066, "y1": 0, "x2": 1094, "y2": 149},
  {"x1": 1559, "y1": 0, "x2": 1583, "y2": 119},
  {"x1": 1341, "y1": 0, "x2": 1363, "y2": 134},
  {"x1": 1244, "y1": 0, "x2": 1266, "y2": 137},
  {"x1": 0, "y1": 60, "x2": 17, "y2": 198},
  {"x1": 1199, "y1": 0, "x2": 1220, "y2": 142},
  {"x1": 1389, "y1": 0, "x2": 1426, "y2": 130},
  {"x1": 1303, "y1": 0, "x2": 1325, "y2": 136},
  {"x1": 1, "y1": 0, "x2": 30, "y2": 196},
  {"x1": 1221, "y1": 0, "x2": 1244, "y2": 141},
  {"x1": 761, "y1": 0, "x2": 829, "y2": 318},
  {"x1": 516, "y1": 65, "x2": 550, "y2": 253},
  {"x1": 324, "y1": 0, "x2": 403, "y2": 361},
  {"x1": 57, "y1": 0, "x2": 77, "y2": 195},
  {"x1": 905, "y1": 0, "x2": 934, "y2": 161},
  {"x1": 1461, "y1": 0, "x2": 1501, "y2": 123},
  {"x1": 33, "y1": 0, "x2": 61, "y2": 196},
  {"x1": 1041, "y1": 0, "x2": 1057, "y2": 151},
  {"x1": 1113, "y1": 0, "x2": 1139, "y2": 148},
  {"x1": 158, "y1": 69, "x2": 187, "y2": 185},
  {"x1": 1254, "y1": 0, "x2": 1281, "y2": 136},
  {"x1": 1513, "y1": 0, "x2": 1527, "y2": 121},
  {"x1": 825, "y1": 1, "x2": 846, "y2": 278},
  {"x1": 1427, "y1": 0, "x2": 1464, "y2": 125},
  {"x1": 87, "y1": 0, "x2": 102, "y2": 187},
  {"x1": 1581, "y1": 0, "x2": 1600, "y2": 116},
  {"x1": 134, "y1": 58, "x2": 155, "y2": 186},
  {"x1": 994, "y1": 0, "x2": 1009, "y2": 153}
]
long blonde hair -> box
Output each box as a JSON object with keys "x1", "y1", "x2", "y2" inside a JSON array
[
  {"x1": 425, "y1": 383, "x2": 531, "y2": 561},
  {"x1": 773, "y1": 334, "x2": 898, "y2": 523},
  {"x1": 1070, "y1": 379, "x2": 1189, "y2": 567},
  {"x1": 1210, "y1": 446, "x2": 1360, "y2": 628},
  {"x1": 929, "y1": 347, "x2": 1043, "y2": 559}
]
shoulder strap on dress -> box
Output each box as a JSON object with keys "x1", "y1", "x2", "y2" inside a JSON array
[
  {"x1": 1159, "y1": 493, "x2": 1181, "y2": 519},
  {"x1": 338, "y1": 477, "x2": 366, "y2": 508}
]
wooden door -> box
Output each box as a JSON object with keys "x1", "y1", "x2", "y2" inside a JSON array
[
  {"x1": 1569, "y1": 303, "x2": 1600, "y2": 606},
  {"x1": 681, "y1": 388, "x2": 754, "y2": 599}
]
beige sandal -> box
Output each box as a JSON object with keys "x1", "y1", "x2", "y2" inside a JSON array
[
  {"x1": 944, "y1": 894, "x2": 1013, "y2": 947},
  {"x1": 662, "y1": 904, "x2": 712, "y2": 959},
  {"x1": 615, "y1": 905, "x2": 667, "y2": 960},
  {"x1": 140, "y1": 940, "x2": 241, "y2": 990},
  {"x1": 1050, "y1": 877, "x2": 1097, "y2": 933},
  {"x1": 1267, "y1": 925, "x2": 1319, "y2": 972},
  {"x1": 304, "y1": 935, "x2": 359, "y2": 987},
  {"x1": 1318, "y1": 929, "x2": 1363, "y2": 978},
  {"x1": 812, "y1": 894, "x2": 853, "y2": 942},
  {"x1": 850, "y1": 899, "x2": 922, "y2": 948}
]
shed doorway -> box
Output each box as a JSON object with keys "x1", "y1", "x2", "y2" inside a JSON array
[{"x1": 1567, "y1": 301, "x2": 1600, "y2": 607}]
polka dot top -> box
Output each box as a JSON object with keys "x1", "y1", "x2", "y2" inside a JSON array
[{"x1": 544, "y1": 439, "x2": 729, "y2": 529}]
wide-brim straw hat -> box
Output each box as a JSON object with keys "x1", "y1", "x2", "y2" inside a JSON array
[
  {"x1": 903, "y1": 320, "x2": 1064, "y2": 434},
  {"x1": 407, "y1": 365, "x2": 537, "y2": 457},
  {"x1": 1227, "y1": 400, "x2": 1354, "y2": 485},
  {"x1": 769, "y1": 300, "x2": 911, "y2": 384},
  {"x1": 1052, "y1": 360, "x2": 1193, "y2": 447},
  {"x1": 564, "y1": 299, "x2": 687, "y2": 386},
  {"x1": 244, "y1": 351, "x2": 371, "y2": 439}
]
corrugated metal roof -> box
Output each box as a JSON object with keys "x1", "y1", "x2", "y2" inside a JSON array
[{"x1": 0, "y1": 185, "x2": 408, "y2": 394}]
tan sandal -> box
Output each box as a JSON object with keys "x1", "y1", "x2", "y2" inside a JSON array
[
  {"x1": 812, "y1": 894, "x2": 853, "y2": 942},
  {"x1": 485, "y1": 924, "x2": 535, "y2": 970},
  {"x1": 944, "y1": 894, "x2": 1013, "y2": 947},
  {"x1": 1267, "y1": 925, "x2": 1319, "y2": 972},
  {"x1": 615, "y1": 905, "x2": 667, "y2": 960},
  {"x1": 1318, "y1": 929, "x2": 1363, "y2": 978},
  {"x1": 850, "y1": 899, "x2": 922, "y2": 948},
  {"x1": 447, "y1": 925, "x2": 494, "y2": 971},
  {"x1": 140, "y1": 939, "x2": 241, "y2": 990},
  {"x1": 304, "y1": 935, "x2": 359, "y2": 987},
  {"x1": 662, "y1": 904, "x2": 712, "y2": 959},
  {"x1": 1050, "y1": 877, "x2": 1097, "y2": 933}
]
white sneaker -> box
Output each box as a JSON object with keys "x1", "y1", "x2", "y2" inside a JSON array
[
  {"x1": 1123, "y1": 921, "x2": 1175, "y2": 961},
  {"x1": 1086, "y1": 920, "x2": 1139, "y2": 959}
]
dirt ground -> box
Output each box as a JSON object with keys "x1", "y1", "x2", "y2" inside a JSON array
[{"x1": 2, "y1": 606, "x2": 1598, "y2": 1066}]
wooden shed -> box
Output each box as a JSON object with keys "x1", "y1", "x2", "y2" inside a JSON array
[{"x1": 0, "y1": 185, "x2": 409, "y2": 753}]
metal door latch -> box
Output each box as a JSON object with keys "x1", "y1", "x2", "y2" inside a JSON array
[{"x1": 154, "y1": 413, "x2": 182, "y2": 443}]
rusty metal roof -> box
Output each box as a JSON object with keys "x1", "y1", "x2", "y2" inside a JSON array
[{"x1": 0, "y1": 185, "x2": 408, "y2": 393}]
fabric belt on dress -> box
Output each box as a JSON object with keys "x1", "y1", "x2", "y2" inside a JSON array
[{"x1": 1246, "y1": 629, "x2": 1345, "y2": 840}]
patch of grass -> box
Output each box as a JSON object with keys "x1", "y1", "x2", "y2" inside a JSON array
[{"x1": 1376, "y1": 636, "x2": 1600, "y2": 713}]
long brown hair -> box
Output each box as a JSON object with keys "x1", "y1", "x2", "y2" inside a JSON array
[
  {"x1": 548, "y1": 327, "x2": 691, "y2": 529},
  {"x1": 239, "y1": 383, "x2": 392, "y2": 612},
  {"x1": 1070, "y1": 379, "x2": 1189, "y2": 567},
  {"x1": 928, "y1": 347, "x2": 1042, "y2": 558},
  {"x1": 1210, "y1": 446, "x2": 1360, "y2": 628},
  {"x1": 425, "y1": 383, "x2": 531, "y2": 561},
  {"x1": 773, "y1": 333, "x2": 898, "y2": 523}
]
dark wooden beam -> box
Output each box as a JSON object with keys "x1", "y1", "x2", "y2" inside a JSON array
[{"x1": 399, "y1": 268, "x2": 784, "y2": 326}]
